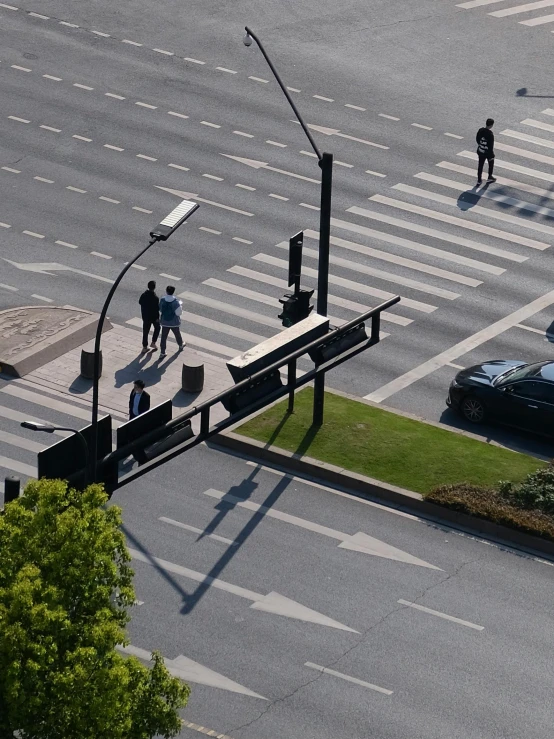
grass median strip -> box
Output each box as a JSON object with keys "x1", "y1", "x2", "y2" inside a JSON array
[{"x1": 236, "y1": 388, "x2": 543, "y2": 495}]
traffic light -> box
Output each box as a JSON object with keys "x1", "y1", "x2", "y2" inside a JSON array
[{"x1": 278, "y1": 289, "x2": 314, "y2": 328}]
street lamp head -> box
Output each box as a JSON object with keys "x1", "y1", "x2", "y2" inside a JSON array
[
  {"x1": 21, "y1": 421, "x2": 55, "y2": 433},
  {"x1": 243, "y1": 32, "x2": 253, "y2": 47},
  {"x1": 149, "y1": 199, "x2": 199, "y2": 242}
]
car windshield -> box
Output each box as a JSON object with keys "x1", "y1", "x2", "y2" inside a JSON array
[{"x1": 494, "y1": 361, "x2": 553, "y2": 386}]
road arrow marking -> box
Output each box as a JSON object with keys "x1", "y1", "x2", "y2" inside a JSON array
[
  {"x1": 221, "y1": 154, "x2": 320, "y2": 183},
  {"x1": 129, "y1": 547, "x2": 357, "y2": 632},
  {"x1": 119, "y1": 644, "x2": 267, "y2": 699},
  {"x1": 155, "y1": 185, "x2": 254, "y2": 216},
  {"x1": 2, "y1": 259, "x2": 114, "y2": 283},
  {"x1": 291, "y1": 121, "x2": 389, "y2": 149},
  {"x1": 204, "y1": 489, "x2": 441, "y2": 570}
]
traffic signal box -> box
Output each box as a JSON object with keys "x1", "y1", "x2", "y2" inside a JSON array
[{"x1": 278, "y1": 288, "x2": 314, "y2": 328}]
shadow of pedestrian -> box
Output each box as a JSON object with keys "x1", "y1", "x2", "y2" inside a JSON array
[
  {"x1": 113, "y1": 349, "x2": 181, "y2": 389},
  {"x1": 516, "y1": 87, "x2": 554, "y2": 99},
  {"x1": 114, "y1": 352, "x2": 152, "y2": 388},
  {"x1": 457, "y1": 184, "x2": 487, "y2": 211}
]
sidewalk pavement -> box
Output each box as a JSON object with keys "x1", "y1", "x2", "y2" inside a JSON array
[{"x1": 26, "y1": 323, "x2": 233, "y2": 430}]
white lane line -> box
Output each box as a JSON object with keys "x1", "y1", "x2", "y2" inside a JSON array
[
  {"x1": 300, "y1": 150, "x2": 318, "y2": 158},
  {"x1": 287, "y1": 86, "x2": 301, "y2": 93},
  {"x1": 371, "y1": 193, "x2": 546, "y2": 253},
  {"x1": 0, "y1": 3, "x2": 18, "y2": 8},
  {"x1": 8, "y1": 116, "x2": 30, "y2": 123},
  {"x1": 91, "y1": 251, "x2": 112, "y2": 259},
  {"x1": 168, "y1": 111, "x2": 189, "y2": 119},
  {"x1": 122, "y1": 39, "x2": 142, "y2": 46},
  {"x1": 347, "y1": 206, "x2": 512, "y2": 269},
  {"x1": 72, "y1": 135, "x2": 92, "y2": 142},
  {"x1": 73, "y1": 83, "x2": 94, "y2": 90},
  {"x1": 34, "y1": 176, "x2": 54, "y2": 183},
  {"x1": 43, "y1": 74, "x2": 62, "y2": 81},
  {"x1": 233, "y1": 130, "x2": 254, "y2": 138},
  {"x1": 501, "y1": 128, "x2": 554, "y2": 150},
  {"x1": 130, "y1": 264, "x2": 146, "y2": 270},
  {"x1": 216, "y1": 66, "x2": 237, "y2": 74},
  {"x1": 393, "y1": 183, "x2": 554, "y2": 241},
  {"x1": 66, "y1": 186, "x2": 86, "y2": 193},
  {"x1": 379, "y1": 113, "x2": 400, "y2": 121},
  {"x1": 224, "y1": 268, "x2": 414, "y2": 324},
  {"x1": 11, "y1": 64, "x2": 31, "y2": 72},
  {"x1": 313, "y1": 95, "x2": 334, "y2": 102},
  {"x1": 0, "y1": 283, "x2": 17, "y2": 291},
  {"x1": 365, "y1": 285, "x2": 554, "y2": 402},
  {"x1": 447, "y1": 362, "x2": 465, "y2": 369},
  {"x1": 299, "y1": 203, "x2": 320, "y2": 211},
  {"x1": 416, "y1": 171, "x2": 554, "y2": 225},
  {"x1": 59, "y1": 21, "x2": 78, "y2": 27},
  {"x1": 156, "y1": 185, "x2": 255, "y2": 216},
  {"x1": 412, "y1": 123, "x2": 432, "y2": 130},
  {"x1": 516, "y1": 323, "x2": 545, "y2": 335},
  {"x1": 104, "y1": 144, "x2": 124, "y2": 151},
  {"x1": 153, "y1": 48, "x2": 174, "y2": 55},
  {"x1": 168, "y1": 163, "x2": 189, "y2": 171},
  {"x1": 249, "y1": 76, "x2": 269, "y2": 83},
  {"x1": 136, "y1": 154, "x2": 157, "y2": 161},
  {"x1": 266, "y1": 140, "x2": 287, "y2": 147},
  {"x1": 201, "y1": 120, "x2": 221, "y2": 128},
  {"x1": 0, "y1": 222, "x2": 11, "y2": 228},
  {"x1": 457, "y1": 0, "x2": 505, "y2": 8},
  {"x1": 105, "y1": 92, "x2": 125, "y2": 99},
  {"x1": 199, "y1": 227, "x2": 222, "y2": 235},
  {"x1": 22, "y1": 230, "x2": 44, "y2": 239},
  {"x1": 336, "y1": 160, "x2": 354, "y2": 168},
  {"x1": 2, "y1": 166, "x2": 20, "y2": 173},
  {"x1": 91, "y1": 30, "x2": 110, "y2": 37},
  {"x1": 40, "y1": 125, "x2": 61, "y2": 132},
  {"x1": 132, "y1": 206, "x2": 153, "y2": 213},
  {"x1": 445, "y1": 132, "x2": 464, "y2": 139},
  {"x1": 277, "y1": 240, "x2": 468, "y2": 293},
  {"x1": 521, "y1": 12, "x2": 554, "y2": 24},
  {"x1": 345, "y1": 104, "x2": 366, "y2": 111},
  {"x1": 305, "y1": 663, "x2": 393, "y2": 695},
  {"x1": 236, "y1": 183, "x2": 256, "y2": 190},
  {"x1": 251, "y1": 255, "x2": 438, "y2": 312},
  {"x1": 439, "y1": 160, "x2": 554, "y2": 201},
  {"x1": 490, "y1": 0, "x2": 554, "y2": 17},
  {"x1": 99, "y1": 196, "x2": 120, "y2": 204},
  {"x1": 160, "y1": 517, "x2": 237, "y2": 545},
  {"x1": 202, "y1": 173, "x2": 224, "y2": 181},
  {"x1": 159, "y1": 272, "x2": 181, "y2": 280},
  {"x1": 232, "y1": 237, "x2": 253, "y2": 244},
  {"x1": 55, "y1": 240, "x2": 78, "y2": 249},
  {"x1": 185, "y1": 57, "x2": 205, "y2": 64},
  {"x1": 397, "y1": 600, "x2": 484, "y2": 631},
  {"x1": 522, "y1": 117, "x2": 554, "y2": 133},
  {"x1": 180, "y1": 290, "x2": 282, "y2": 329},
  {"x1": 136, "y1": 101, "x2": 157, "y2": 109},
  {"x1": 542, "y1": 108, "x2": 554, "y2": 116},
  {"x1": 366, "y1": 169, "x2": 387, "y2": 177},
  {"x1": 31, "y1": 294, "x2": 53, "y2": 302},
  {"x1": 269, "y1": 193, "x2": 289, "y2": 201}
]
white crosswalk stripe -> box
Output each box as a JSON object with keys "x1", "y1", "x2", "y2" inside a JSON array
[
  {"x1": 438, "y1": 161, "x2": 554, "y2": 201},
  {"x1": 521, "y1": 118, "x2": 554, "y2": 134},
  {"x1": 495, "y1": 140, "x2": 554, "y2": 167},
  {"x1": 501, "y1": 128, "x2": 554, "y2": 150},
  {"x1": 458, "y1": 0, "x2": 554, "y2": 30},
  {"x1": 457, "y1": 150, "x2": 554, "y2": 184},
  {"x1": 489, "y1": 0, "x2": 554, "y2": 17}
]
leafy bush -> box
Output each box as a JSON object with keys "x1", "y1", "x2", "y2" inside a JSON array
[
  {"x1": 498, "y1": 462, "x2": 554, "y2": 514},
  {"x1": 424, "y1": 481, "x2": 554, "y2": 541}
]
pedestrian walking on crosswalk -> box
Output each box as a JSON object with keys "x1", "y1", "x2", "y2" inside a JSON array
[
  {"x1": 139, "y1": 280, "x2": 160, "y2": 353},
  {"x1": 159, "y1": 286, "x2": 185, "y2": 359},
  {"x1": 476, "y1": 118, "x2": 497, "y2": 186}
]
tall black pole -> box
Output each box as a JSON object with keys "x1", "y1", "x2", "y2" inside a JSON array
[
  {"x1": 89, "y1": 237, "x2": 159, "y2": 483},
  {"x1": 313, "y1": 151, "x2": 333, "y2": 426}
]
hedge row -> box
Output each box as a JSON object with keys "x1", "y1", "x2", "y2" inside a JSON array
[{"x1": 424, "y1": 482, "x2": 554, "y2": 542}]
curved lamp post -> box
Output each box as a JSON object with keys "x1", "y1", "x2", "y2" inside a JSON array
[
  {"x1": 21, "y1": 421, "x2": 90, "y2": 487},
  {"x1": 244, "y1": 27, "x2": 332, "y2": 426},
  {"x1": 89, "y1": 199, "x2": 199, "y2": 482}
]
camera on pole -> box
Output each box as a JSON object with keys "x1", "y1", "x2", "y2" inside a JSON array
[{"x1": 278, "y1": 231, "x2": 314, "y2": 327}]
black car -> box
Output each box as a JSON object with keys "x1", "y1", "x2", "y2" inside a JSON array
[{"x1": 447, "y1": 359, "x2": 554, "y2": 437}]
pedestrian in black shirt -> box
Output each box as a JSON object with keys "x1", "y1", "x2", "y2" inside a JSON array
[
  {"x1": 476, "y1": 118, "x2": 496, "y2": 186},
  {"x1": 139, "y1": 280, "x2": 160, "y2": 353}
]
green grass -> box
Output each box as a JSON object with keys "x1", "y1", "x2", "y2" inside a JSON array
[{"x1": 236, "y1": 388, "x2": 545, "y2": 495}]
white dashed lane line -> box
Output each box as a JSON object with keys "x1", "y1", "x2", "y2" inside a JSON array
[
  {"x1": 0, "y1": 283, "x2": 18, "y2": 291},
  {"x1": 345, "y1": 104, "x2": 366, "y2": 111},
  {"x1": 136, "y1": 154, "x2": 157, "y2": 161},
  {"x1": 201, "y1": 121, "x2": 221, "y2": 128},
  {"x1": 132, "y1": 206, "x2": 153, "y2": 214},
  {"x1": 199, "y1": 226, "x2": 222, "y2": 235},
  {"x1": 66, "y1": 186, "x2": 86, "y2": 193},
  {"x1": 55, "y1": 240, "x2": 78, "y2": 249},
  {"x1": 91, "y1": 251, "x2": 112, "y2": 259},
  {"x1": 8, "y1": 116, "x2": 30, "y2": 123},
  {"x1": 185, "y1": 57, "x2": 205, "y2": 65},
  {"x1": 445, "y1": 132, "x2": 464, "y2": 139},
  {"x1": 168, "y1": 163, "x2": 189, "y2": 171},
  {"x1": 32, "y1": 294, "x2": 53, "y2": 302},
  {"x1": 99, "y1": 196, "x2": 120, "y2": 204},
  {"x1": 379, "y1": 113, "x2": 400, "y2": 121},
  {"x1": 249, "y1": 76, "x2": 268, "y2": 83},
  {"x1": 202, "y1": 174, "x2": 224, "y2": 181},
  {"x1": 135, "y1": 101, "x2": 157, "y2": 109},
  {"x1": 43, "y1": 75, "x2": 62, "y2": 81},
  {"x1": 105, "y1": 92, "x2": 125, "y2": 100},
  {"x1": 11, "y1": 64, "x2": 31, "y2": 72},
  {"x1": 412, "y1": 123, "x2": 433, "y2": 131},
  {"x1": 22, "y1": 230, "x2": 44, "y2": 239},
  {"x1": 122, "y1": 39, "x2": 142, "y2": 46},
  {"x1": 236, "y1": 184, "x2": 256, "y2": 191},
  {"x1": 313, "y1": 95, "x2": 333, "y2": 102},
  {"x1": 216, "y1": 67, "x2": 237, "y2": 74},
  {"x1": 168, "y1": 111, "x2": 188, "y2": 119},
  {"x1": 104, "y1": 144, "x2": 124, "y2": 151},
  {"x1": 0, "y1": 222, "x2": 11, "y2": 228},
  {"x1": 91, "y1": 30, "x2": 110, "y2": 37},
  {"x1": 266, "y1": 140, "x2": 287, "y2": 148},
  {"x1": 72, "y1": 135, "x2": 92, "y2": 142},
  {"x1": 159, "y1": 273, "x2": 181, "y2": 280},
  {"x1": 40, "y1": 125, "x2": 61, "y2": 132},
  {"x1": 73, "y1": 83, "x2": 94, "y2": 90},
  {"x1": 34, "y1": 176, "x2": 54, "y2": 183},
  {"x1": 153, "y1": 48, "x2": 174, "y2": 56},
  {"x1": 233, "y1": 130, "x2": 254, "y2": 138},
  {"x1": 2, "y1": 166, "x2": 20, "y2": 173}
]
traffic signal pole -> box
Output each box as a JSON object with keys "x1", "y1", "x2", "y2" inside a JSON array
[{"x1": 313, "y1": 151, "x2": 333, "y2": 427}]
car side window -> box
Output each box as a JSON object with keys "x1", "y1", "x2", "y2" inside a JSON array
[{"x1": 509, "y1": 381, "x2": 554, "y2": 402}]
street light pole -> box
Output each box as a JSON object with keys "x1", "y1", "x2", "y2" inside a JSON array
[
  {"x1": 89, "y1": 199, "x2": 199, "y2": 483},
  {"x1": 21, "y1": 422, "x2": 89, "y2": 487},
  {"x1": 244, "y1": 26, "x2": 333, "y2": 427}
]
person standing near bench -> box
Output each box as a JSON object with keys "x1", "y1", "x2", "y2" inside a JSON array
[
  {"x1": 159, "y1": 285, "x2": 184, "y2": 358},
  {"x1": 139, "y1": 280, "x2": 160, "y2": 353}
]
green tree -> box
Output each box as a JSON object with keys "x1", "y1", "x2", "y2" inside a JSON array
[{"x1": 0, "y1": 478, "x2": 190, "y2": 738}]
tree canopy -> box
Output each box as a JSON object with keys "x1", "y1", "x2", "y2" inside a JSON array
[{"x1": 0, "y1": 478, "x2": 189, "y2": 739}]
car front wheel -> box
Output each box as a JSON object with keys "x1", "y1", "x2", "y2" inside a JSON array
[{"x1": 461, "y1": 395, "x2": 486, "y2": 424}]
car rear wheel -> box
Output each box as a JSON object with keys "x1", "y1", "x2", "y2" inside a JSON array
[{"x1": 461, "y1": 395, "x2": 486, "y2": 424}]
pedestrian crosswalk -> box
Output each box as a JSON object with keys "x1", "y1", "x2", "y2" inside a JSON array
[{"x1": 456, "y1": 0, "x2": 554, "y2": 32}]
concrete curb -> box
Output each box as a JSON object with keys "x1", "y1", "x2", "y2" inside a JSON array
[{"x1": 211, "y1": 431, "x2": 554, "y2": 560}]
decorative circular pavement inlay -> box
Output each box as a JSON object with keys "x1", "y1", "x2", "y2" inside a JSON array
[{"x1": 0, "y1": 306, "x2": 90, "y2": 357}]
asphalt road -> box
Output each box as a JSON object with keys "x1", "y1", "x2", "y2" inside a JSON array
[
  {"x1": 117, "y1": 442, "x2": 554, "y2": 739},
  {"x1": 2, "y1": 2, "x2": 554, "y2": 733}
]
